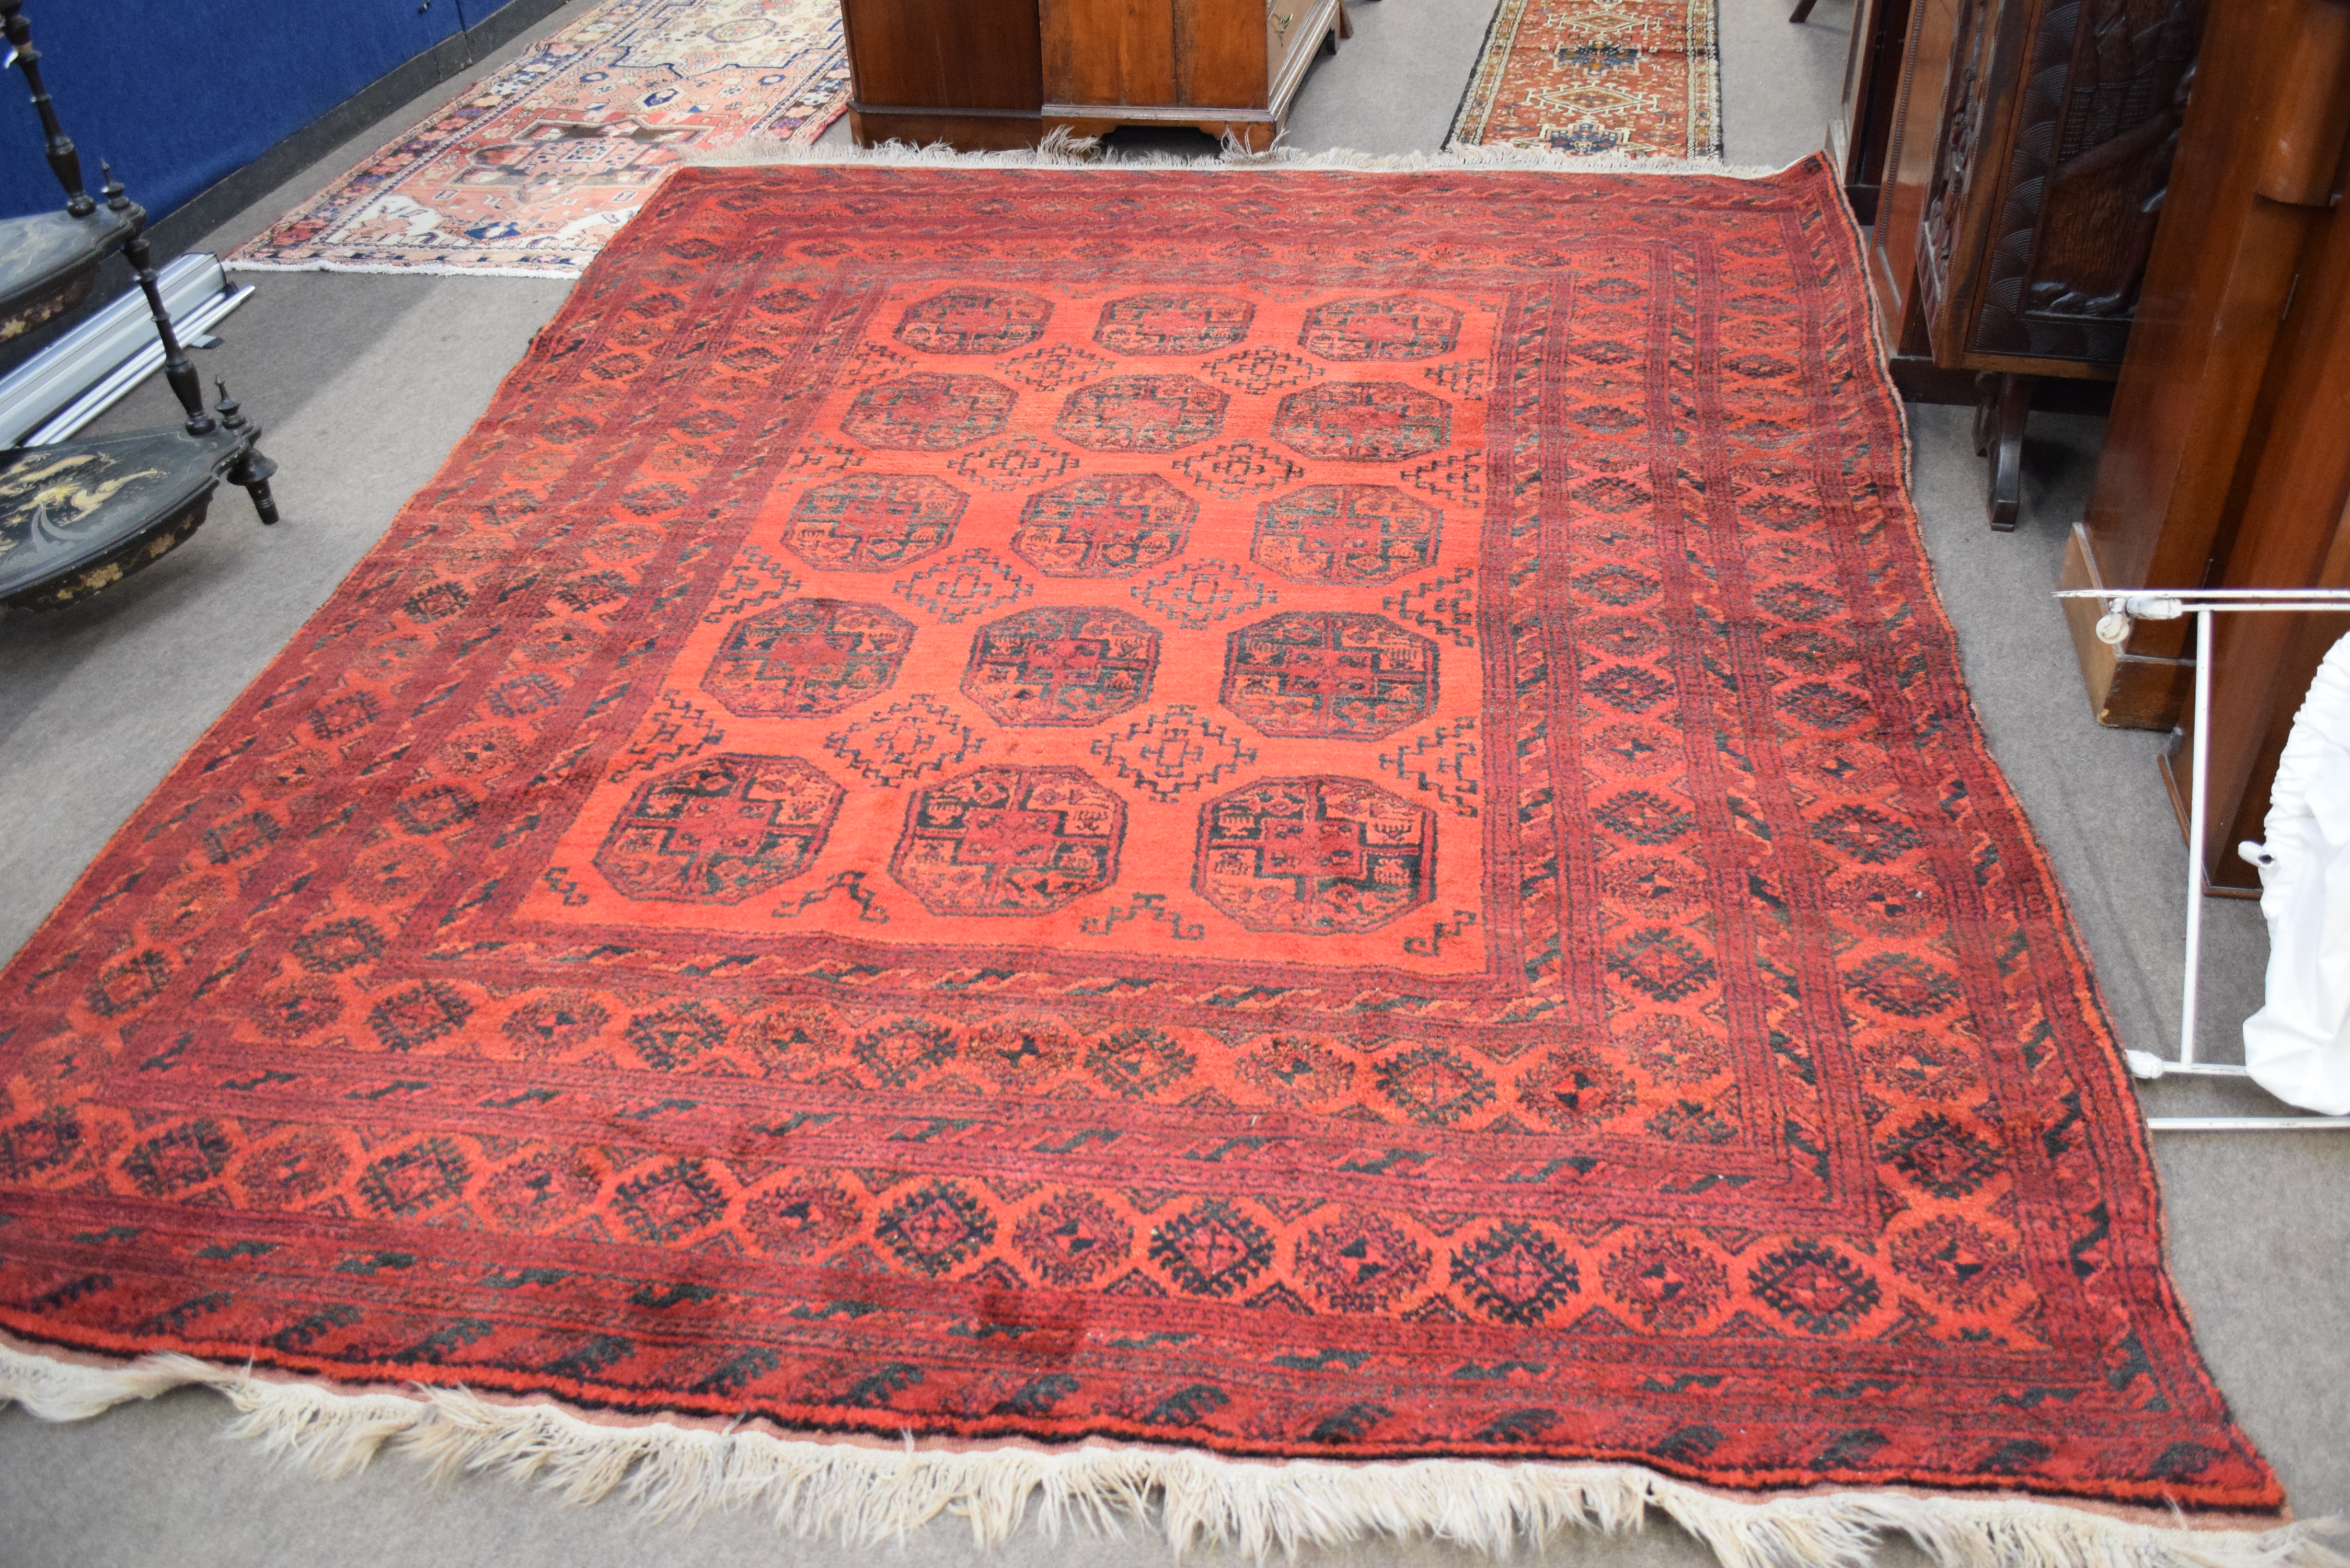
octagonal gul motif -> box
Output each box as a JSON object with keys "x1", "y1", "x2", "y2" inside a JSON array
[
  {"x1": 894, "y1": 287, "x2": 1053, "y2": 354},
  {"x1": 1273, "y1": 382, "x2": 1452, "y2": 462},
  {"x1": 1222, "y1": 610, "x2": 1438, "y2": 741},
  {"x1": 594, "y1": 755, "x2": 843, "y2": 905},
  {"x1": 1252, "y1": 485, "x2": 1441, "y2": 584},
  {"x1": 841, "y1": 373, "x2": 1016, "y2": 451},
  {"x1": 1298, "y1": 295, "x2": 1463, "y2": 361},
  {"x1": 701, "y1": 598, "x2": 916, "y2": 718},
  {"x1": 1094, "y1": 292, "x2": 1255, "y2": 355},
  {"x1": 1013, "y1": 473, "x2": 1196, "y2": 577},
  {"x1": 1194, "y1": 776, "x2": 1435, "y2": 934},
  {"x1": 784, "y1": 474, "x2": 965, "y2": 570},
  {"x1": 892, "y1": 766, "x2": 1126, "y2": 916},
  {"x1": 962, "y1": 606, "x2": 1161, "y2": 727},
  {"x1": 1055, "y1": 375, "x2": 1228, "y2": 454}
]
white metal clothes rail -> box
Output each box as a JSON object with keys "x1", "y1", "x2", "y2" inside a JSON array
[{"x1": 2056, "y1": 587, "x2": 2350, "y2": 1132}]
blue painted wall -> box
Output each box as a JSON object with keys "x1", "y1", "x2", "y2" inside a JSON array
[{"x1": 0, "y1": 1, "x2": 495, "y2": 222}]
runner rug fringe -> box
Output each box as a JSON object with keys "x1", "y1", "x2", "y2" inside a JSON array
[{"x1": 1, "y1": 1345, "x2": 2334, "y2": 1568}]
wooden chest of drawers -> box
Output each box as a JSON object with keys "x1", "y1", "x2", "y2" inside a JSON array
[
  {"x1": 1043, "y1": 0, "x2": 1347, "y2": 151},
  {"x1": 842, "y1": 0, "x2": 1349, "y2": 153}
]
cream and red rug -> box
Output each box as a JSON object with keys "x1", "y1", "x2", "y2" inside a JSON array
[
  {"x1": 1450, "y1": 0, "x2": 1722, "y2": 159},
  {"x1": 230, "y1": 0, "x2": 848, "y2": 277}
]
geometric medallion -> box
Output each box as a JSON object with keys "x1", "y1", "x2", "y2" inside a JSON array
[
  {"x1": 1222, "y1": 610, "x2": 1438, "y2": 740},
  {"x1": 784, "y1": 474, "x2": 966, "y2": 571},
  {"x1": 1012, "y1": 473, "x2": 1197, "y2": 577},
  {"x1": 840, "y1": 373, "x2": 1017, "y2": 451},
  {"x1": 1251, "y1": 484, "x2": 1441, "y2": 584},
  {"x1": 894, "y1": 287, "x2": 1053, "y2": 354},
  {"x1": 593, "y1": 754, "x2": 843, "y2": 904},
  {"x1": 1094, "y1": 292, "x2": 1255, "y2": 355},
  {"x1": 1194, "y1": 775, "x2": 1437, "y2": 934},
  {"x1": 701, "y1": 598, "x2": 917, "y2": 718},
  {"x1": 1298, "y1": 295, "x2": 1462, "y2": 361},
  {"x1": 891, "y1": 765, "x2": 1125, "y2": 916},
  {"x1": 961, "y1": 606, "x2": 1161, "y2": 727},
  {"x1": 1272, "y1": 382, "x2": 1452, "y2": 462},
  {"x1": 1055, "y1": 375, "x2": 1228, "y2": 454}
]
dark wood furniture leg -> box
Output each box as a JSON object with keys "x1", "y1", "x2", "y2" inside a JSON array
[
  {"x1": 1973, "y1": 372, "x2": 2034, "y2": 531},
  {"x1": 1, "y1": 3, "x2": 93, "y2": 213},
  {"x1": 1790, "y1": 0, "x2": 1818, "y2": 21},
  {"x1": 118, "y1": 165, "x2": 279, "y2": 524}
]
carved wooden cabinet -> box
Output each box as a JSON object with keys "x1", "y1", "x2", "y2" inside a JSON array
[
  {"x1": 1870, "y1": 0, "x2": 2204, "y2": 526},
  {"x1": 840, "y1": 0, "x2": 1348, "y2": 154}
]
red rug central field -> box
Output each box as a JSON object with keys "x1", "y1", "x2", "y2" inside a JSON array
[{"x1": 0, "y1": 157, "x2": 2280, "y2": 1516}]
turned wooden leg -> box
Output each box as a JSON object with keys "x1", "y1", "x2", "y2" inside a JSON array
[
  {"x1": 1789, "y1": 0, "x2": 1818, "y2": 20},
  {"x1": 231, "y1": 449, "x2": 281, "y2": 525},
  {"x1": 214, "y1": 382, "x2": 281, "y2": 525},
  {"x1": 1973, "y1": 372, "x2": 2034, "y2": 532}
]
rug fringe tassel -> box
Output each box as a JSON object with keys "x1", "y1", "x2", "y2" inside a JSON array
[
  {"x1": 0, "y1": 1343, "x2": 2335, "y2": 1566},
  {"x1": 684, "y1": 131, "x2": 1780, "y2": 180},
  {"x1": 227, "y1": 135, "x2": 1783, "y2": 282}
]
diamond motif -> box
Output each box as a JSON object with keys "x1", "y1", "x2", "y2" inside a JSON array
[
  {"x1": 1748, "y1": 1244, "x2": 1882, "y2": 1335},
  {"x1": 1132, "y1": 558, "x2": 1275, "y2": 630},
  {"x1": 1170, "y1": 440, "x2": 1304, "y2": 498},
  {"x1": 1201, "y1": 345, "x2": 1324, "y2": 395},
  {"x1": 823, "y1": 694, "x2": 985, "y2": 788},
  {"x1": 1149, "y1": 1199, "x2": 1274, "y2": 1297},
  {"x1": 1374, "y1": 1043, "x2": 1496, "y2": 1125},
  {"x1": 944, "y1": 436, "x2": 1082, "y2": 493},
  {"x1": 995, "y1": 341, "x2": 1114, "y2": 391},
  {"x1": 893, "y1": 548, "x2": 1032, "y2": 623},
  {"x1": 1450, "y1": 1222, "x2": 1579, "y2": 1324},
  {"x1": 1089, "y1": 704, "x2": 1257, "y2": 802},
  {"x1": 876, "y1": 1180, "x2": 997, "y2": 1276}
]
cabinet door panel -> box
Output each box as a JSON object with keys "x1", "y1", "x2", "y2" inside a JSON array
[
  {"x1": 848, "y1": 0, "x2": 1043, "y2": 110},
  {"x1": 1173, "y1": 0, "x2": 1264, "y2": 106},
  {"x1": 1870, "y1": 0, "x2": 1961, "y2": 345},
  {"x1": 1044, "y1": 0, "x2": 1179, "y2": 106}
]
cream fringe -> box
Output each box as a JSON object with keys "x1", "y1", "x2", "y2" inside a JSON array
[
  {"x1": 225, "y1": 134, "x2": 1787, "y2": 280},
  {"x1": 1, "y1": 1342, "x2": 2335, "y2": 1567},
  {"x1": 685, "y1": 128, "x2": 1784, "y2": 180}
]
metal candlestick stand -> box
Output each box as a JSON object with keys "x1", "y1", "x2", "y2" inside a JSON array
[{"x1": 2058, "y1": 587, "x2": 2350, "y2": 1132}]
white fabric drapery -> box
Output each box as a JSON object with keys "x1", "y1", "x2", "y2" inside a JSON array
[{"x1": 2241, "y1": 629, "x2": 2350, "y2": 1113}]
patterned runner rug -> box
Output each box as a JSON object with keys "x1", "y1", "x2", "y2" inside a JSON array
[
  {"x1": 0, "y1": 156, "x2": 2305, "y2": 1556},
  {"x1": 1450, "y1": 0, "x2": 1722, "y2": 159},
  {"x1": 229, "y1": 0, "x2": 847, "y2": 277}
]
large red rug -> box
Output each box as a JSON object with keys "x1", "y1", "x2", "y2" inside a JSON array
[{"x1": 0, "y1": 156, "x2": 2288, "y2": 1532}]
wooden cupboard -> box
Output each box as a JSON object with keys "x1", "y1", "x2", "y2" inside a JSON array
[
  {"x1": 841, "y1": 0, "x2": 1047, "y2": 152},
  {"x1": 840, "y1": 0, "x2": 1349, "y2": 154}
]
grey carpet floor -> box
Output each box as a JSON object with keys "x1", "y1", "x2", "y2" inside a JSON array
[{"x1": 3, "y1": 2, "x2": 2344, "y2": 1563}]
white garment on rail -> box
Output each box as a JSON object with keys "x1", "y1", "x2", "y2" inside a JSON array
[{"x1": 2241, "y1": 629, "x2": 2350, "y2": 1114}]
